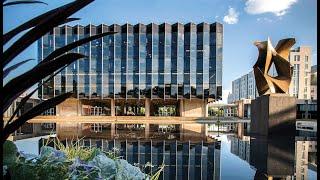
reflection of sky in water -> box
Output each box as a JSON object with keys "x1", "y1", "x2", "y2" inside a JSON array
[
  {"x1": 14, "y1": 133, "x2": 317, "y2": 180},
  {"x1": 309, "y1": 170, "x2": 317, "y2": 180},
  {"x1": 14, "y1": 135, "x2": 53, "y2": 155},
  {"x1": 218, "y1": 135, "x2": 255, "y2": 180}
]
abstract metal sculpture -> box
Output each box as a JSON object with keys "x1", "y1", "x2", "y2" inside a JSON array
[{"x1": 253, "y1": 37, "x2": 295, "y2": 96}]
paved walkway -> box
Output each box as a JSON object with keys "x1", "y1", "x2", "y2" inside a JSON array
[{"x1": 8, "y1": 115, "x2": 251, "y2": 124}]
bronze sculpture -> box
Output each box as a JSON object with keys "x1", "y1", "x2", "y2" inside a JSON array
[{"x1": 253, "y1": 37, "x2": 295, "y2": 96}]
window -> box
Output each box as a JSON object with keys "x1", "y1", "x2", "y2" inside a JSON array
[
  {"x1": 305, "y1": 64, "x2": 308, "y2": 69},
  {"x1": 294, "y1": 55, "x2": 300, "y2": 61},
  {"x1": 305, "y1": 55, "x2": 308, "y2": 62},
  {"x1": 90, "y1": 123, "x2": 102, "y2": 132}
]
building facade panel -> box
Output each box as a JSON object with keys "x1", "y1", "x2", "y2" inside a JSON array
[
  {"x1": 38, "y1": 22, "x2": 223, "y2": 100},
  {"x1": 288, "y1": 46, "x2": 312, "y2": 99},
  {"x1": 310, "y1": 65, "x2": 317, "y2": 101}
]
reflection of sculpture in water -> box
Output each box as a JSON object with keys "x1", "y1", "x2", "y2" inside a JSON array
[{"x1": 253, "y1": 37, "x2": 295, "y2": 96}]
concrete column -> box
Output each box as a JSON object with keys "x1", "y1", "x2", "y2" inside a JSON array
[
  {"x1": 111, "y1": 123, "x2": 115, "y2": 138},
  {"x1": 237, "y1": 100, "x2": 244, "y2": 119},
  {"x1": 56, "y1": 123, "x2": 60, "y2": 135},
  {"x1": 78, "y1": 99, "x2": 81, "y2": 116},
  {"x1": 179, "y1": 124, "x2": 184, "y2": 140},
  {"x1": 111, "y1": 99, "x2": 115, "y2": 116},
  {"x1": 56, "y1": 104, "x2": 60, "y2": 116},
  {"x1": 201, "y1": 124, "x2": 208, "y2": 138},
  {"x1": 32, "y1": 123, "x2": 42, "y2": 136},
  {"x1": 145, "y1": 98, "x2": 150, "y2": 117},
  {"x1": 77, "y1": 123, "x2": 82, "y2": 136},
  {"x1": 179, "y1": 99, "x2": 184, "y2": 117},
  {"x1": 145, "y1": 123, "x2": 150, "y2": 138},
  {"x1": 237, "y1": 123, "x2": 243, "y2": 138},
  {"x1": 203, "y1": 100, "x2": 208, "y2": 117}
]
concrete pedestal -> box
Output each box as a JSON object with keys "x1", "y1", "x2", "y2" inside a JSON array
[{"x1": 251, "y1": 94, "x2": 296, "y2": 136}]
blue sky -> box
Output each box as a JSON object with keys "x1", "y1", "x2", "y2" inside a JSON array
[{"x1": 4, "y1": 0, "x2": 317, "y2": 102}]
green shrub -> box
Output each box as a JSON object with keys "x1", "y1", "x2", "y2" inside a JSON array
[{"x1": 3, "y1": 138, "x2": 163, "y2": 180}]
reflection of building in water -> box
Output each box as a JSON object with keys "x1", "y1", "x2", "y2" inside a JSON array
[
  {"x1": 48, "y1": 122, "x2": 221, "y2": 179},
  {"x1": 296, "y1": 121, "x2": 317, "y2": 137},
  {"x1": 250, "y1": 136, "x2": 295, "y2": 180},
  {"x1": 296, "y1": 121, "x2": 317, "y2": 132},
  {"x1": 208, "y1": 122, "x2": 250, "y2": 134},
  {"x1": 56, "y1": 123, "x2": 212, "y2": 143},
  {"x1": 208, "y1": 103, "x2": 238, "y2": 117},
  {"x1": 229, "y1": 135, "x2": 250, "y2": 163},
  {"x1": 4, "y1": 97, "x2": 56, "y2": 140},
  {"x1": 40, "y1": 138, "x2": 221, "y2": 180},
  {"x1": 295, "y1": 137, "x2": 317, "y2": 180},
  {"x1": 208, "y1": 123, "x2": 236, "y2": 132}
]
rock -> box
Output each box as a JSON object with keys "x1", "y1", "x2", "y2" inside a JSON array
[
  {"x1": 88, "y1": 154, "x2": 117, "y2": 179},
  {"x1": 39, "y1": 146, "x2": 66, "y2": 162},
  {"x1": 115, "y1": 159, "x2": 147, "y2": 180}
]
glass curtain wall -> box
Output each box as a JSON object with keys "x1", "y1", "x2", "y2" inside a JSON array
[{"x1": 39, "y1": 23, "x2": 223, "y2": 100}]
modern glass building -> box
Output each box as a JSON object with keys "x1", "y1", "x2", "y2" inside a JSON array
[
  {"x1": 38, "y1": 22, "x2": 223, "y2": 101},
  {"x1": 40, "y1": 138, "x2": 221, "y2": 179}
]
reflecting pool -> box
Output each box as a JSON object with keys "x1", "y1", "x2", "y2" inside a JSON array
[{"x1": 16, "y1": 122, "x2": 317, "y2": 180}]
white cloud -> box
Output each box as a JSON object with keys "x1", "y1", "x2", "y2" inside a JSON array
[
  {"x1": 256, "y1": 17, "x2": 273, "y2": 23},
  {"x1": 245, "y1": 0, "x2": 298, "y2": 16},
  {"x1": 223, "y1": 7, "x2": 239, "y2": 24}
]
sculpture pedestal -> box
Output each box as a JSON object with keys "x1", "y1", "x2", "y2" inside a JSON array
[
  {"x1": 251, "y1": 94, "x2": 296, "y2": 137},
  {"x1": 250, "y1": 136, "x2": 295, "y2": 179}
]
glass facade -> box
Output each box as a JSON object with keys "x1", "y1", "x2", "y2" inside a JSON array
[{"x1": 38, "y1": 22, "x2": 223, "y2": 100}]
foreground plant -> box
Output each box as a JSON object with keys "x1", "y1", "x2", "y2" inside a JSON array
[
  {"x1": 2, "y1": 0, "x2": 116, "y2": 144},
  {"x1": 3, "y1": 139, "x2": 164, "y2": 180}
]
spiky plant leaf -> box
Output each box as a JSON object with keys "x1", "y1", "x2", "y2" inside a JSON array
[
  {"x1": 3, "y1": 17, "x2": 80, "y2": 45},
  {"x1": 3, "y1": 0, "x2": 47, "y2": 7},
  {"x1": 3, "y1": 53, "x2": 85, "y2": 113},
  {"x1": 40, "y1": 31, "x2": 116, "y2": 65},
  {"x1": 3, "y1": 58, "x2": 34, "y2": 78},
  {"x1": 3, "y1": 0, "x2": 94, "y2": 67},
  {"x1": 5, "y1": 65, "x2": 68, "y2": 125},
  {"x1": 1, "y1": 92, "x2": 74, "y2": 143}
]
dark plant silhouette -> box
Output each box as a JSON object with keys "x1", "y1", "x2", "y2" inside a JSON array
[{"x1": 2, "y1": 0, "x2": 116, "y2": 143}]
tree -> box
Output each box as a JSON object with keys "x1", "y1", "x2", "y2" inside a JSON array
[{"x1": 2, "y1": 0, "x2": 117, "y2": 144}]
